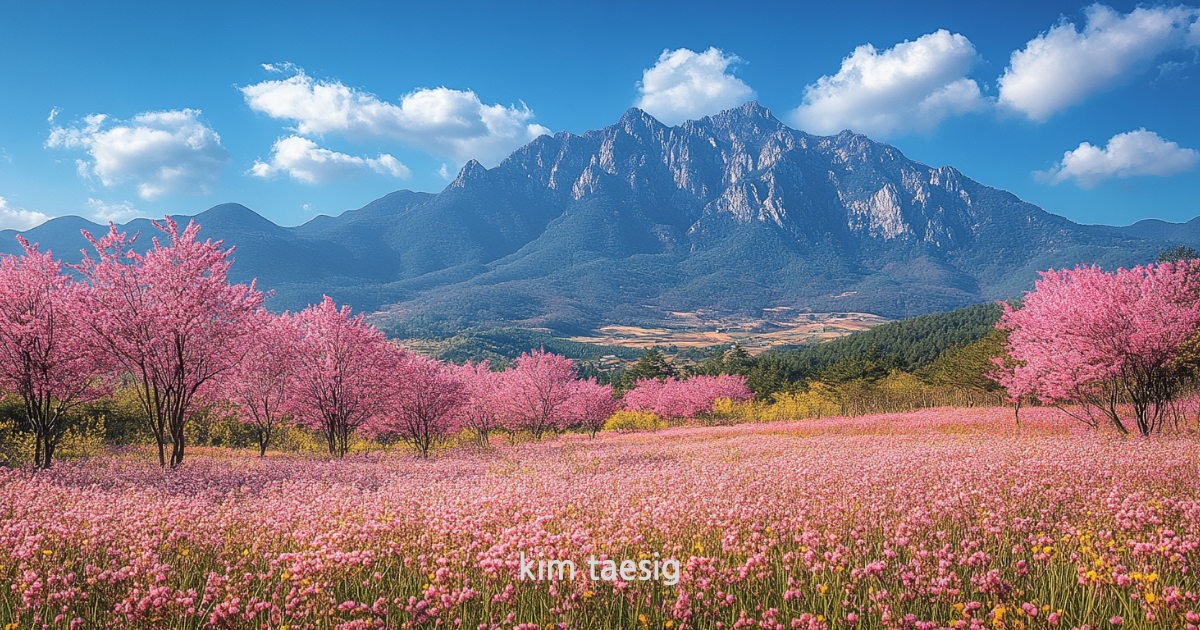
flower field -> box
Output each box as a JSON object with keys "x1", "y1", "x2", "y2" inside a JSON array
[{"x1": 4, "y1": 407, "x2": 1200, "y2": 630}]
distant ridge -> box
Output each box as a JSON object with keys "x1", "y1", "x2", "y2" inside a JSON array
[{"x1": 4, "y1": 102, "x2": 1196, "y2": 334}]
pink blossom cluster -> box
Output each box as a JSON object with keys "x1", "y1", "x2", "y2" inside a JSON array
[
  {"x1": 621, "y1": 374, "x2": 753, "y2": 420},
  {"x1": 995, "y1": 261, "x2": 1200, "y2": 436},
  {"x1": 4, "y1": 406, "x2": 1198, "y2": 629}
]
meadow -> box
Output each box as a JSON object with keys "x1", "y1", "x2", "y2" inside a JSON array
[{"x1": 4, "y1": 407, "x2": 1199, "y2": 630}]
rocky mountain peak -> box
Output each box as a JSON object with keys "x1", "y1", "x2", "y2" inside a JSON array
[{"x1": 449, "y1": 159, "x2": 488, "y2": 189}]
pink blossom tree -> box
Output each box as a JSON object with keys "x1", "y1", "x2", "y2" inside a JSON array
[
  {"x1": 566, "y1": 378, "x2": 619, "y2": 438},
  {"x1": 75, "y1": 219, "x2": 264, "y2": 468},
  {"x1": 0, "y1": 237, "x2": 111, "y2": 469},
  {"x1": 497, "y1": 349, "x2": 577, "y2": 440},
  {"x1": 225, "y1": 313, "x2": 299, "y2": 457},
  {"x1": 371, "y1": 354, "x2": 466, "y2": 458},
  {"x1": 993, "y1": 262, "x2": 1200, "y2": 435},
  {"x1": 623, "y1": 374, "x2": 753, "y2": 421},
  {"x1": 449, "y1": 360, "x2": 504, "y2": 446},
  {"x1": 620, "y1": 377, "x2": 667, "y2": 415},
  {"x1": 289, "y1": 296, "x2": 399, "y2": 457}
]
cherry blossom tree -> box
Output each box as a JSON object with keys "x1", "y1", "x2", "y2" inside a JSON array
[
  {"x1": 289, "y1": 296, "x2": 399, "y2": 457},
  {"x1": 0, "y1": 237, "x2": 111, "y2": 469},
  {"x1": 371, "y1": 354, "x2": 466, "y2": 458},
  {"x1": 75, "y1": 219, "x2": 264, "y2": 468},
  {"x1": 993, "y1": 262, "x2": 1200, "y2": 435},
  {"x1": 497, "y1": 349, "x2": 576, "y2": 440},
  {"x1": 566, "y1": 378, "x2": 619, "y2": 438},
  {"x1": 620, "y1": 377, "x2": 667, "y2": 415},
  {"x1": 623, "y1": 374, "x2": 753, "y2": 421},
  {"x1": 449, "y1": 360, "x2": 504, "y2": 446},
  {"x1": 225, "y1": 313, "x2": 299, "y2": 457}
]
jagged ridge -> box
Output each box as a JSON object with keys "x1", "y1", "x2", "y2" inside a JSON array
[{"x1": 1, "y1": 103, "x2": 1192, "y2": 333}]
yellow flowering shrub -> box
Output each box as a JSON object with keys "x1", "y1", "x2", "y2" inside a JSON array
[{"x1": 604, "y1": 410, "x2": 665, "y2": 433}]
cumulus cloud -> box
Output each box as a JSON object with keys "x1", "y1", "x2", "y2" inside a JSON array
[
  {"x1": 1036, "y1": 129, "x2": 1199, "y2": 188},
  {"x1": 85, "y1": 198, "x2": 143, "y2": 223},
  {"x1": 634, "y1": 47, "x2": 756, "y2": 125},
  {"x1": 999, "y1": 5, "x2": 1200, "y2": 121},
  {"x1": 46, "y1": 109, "x2": 229, "y2": 200},
  {"x1": 240, "y1": 68, "x2": 550, "y2": 165},
  {"x1": 0, "y1": 197, "x2": 51, "y2": 231},
  {"x1": 791, "y1": 30, "x2": 986, "y2": 137},
  {"x1": 249, "y1": 136, "x2": 411, "y2": 184}
]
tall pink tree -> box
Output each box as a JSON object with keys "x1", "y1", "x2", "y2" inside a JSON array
[
  {"x1": 993, "y1": 262, "x2": 1200, "y2": 435},
  {"x1": 225, "y1": 313, "x2": 299, "y2": 457},
  {"x1": 370, "y1": 354, "x2": 466, "y2": 458},
  {"x1": 75, "y1": 219, "x2": 264, "y2": 468},
  {"x1": 497, "y1": 349, "x2": 577, "y2": 440},
  {"x1": 289, "y1": 296, "x2": 399, "y2": 457},
  {"x1": 623, "y1": 374, "x2": 752, "y2": 421},
  {"x1": 449, "y1": 360, "x2": 503, "y2": 446},
  {"x1": 0, "y1": 237, "x2": 110, "y2": 469},
  {"x1": 566, "y1": 378, "x2": 619, "y2": 438}
]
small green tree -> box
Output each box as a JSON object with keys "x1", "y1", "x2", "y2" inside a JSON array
[
  {"x1": 1159, "y1": 245, "x2": 1199, "y2": 264},
  {"x1": 619, "y1": 348, "x2": 676, "y2": 389},
  {"x1": 722, "y1": 345, "x2": 754, "y2": 375},
  {"x1": 923, "y1": 329, "x2": 1014, "y2": 405}
]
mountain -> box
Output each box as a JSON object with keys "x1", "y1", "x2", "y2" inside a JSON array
[{"x1": 3, "y1": 102, "x2": 1196, "y2": 334}]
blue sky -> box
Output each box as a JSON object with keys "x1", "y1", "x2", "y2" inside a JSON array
[{"x1": 1, "y1": 0, "x2": 1198, "y2": 229}]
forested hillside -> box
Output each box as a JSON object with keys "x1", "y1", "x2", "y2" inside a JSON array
[{"x1": 776, "y1": 302, "x2": 1004, "y2": 372}]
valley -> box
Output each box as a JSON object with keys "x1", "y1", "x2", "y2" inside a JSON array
[{"x1": 565, "y1": 310, "x2": 890, "y2": 356}]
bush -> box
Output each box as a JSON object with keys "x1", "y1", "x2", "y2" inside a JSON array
[
  {"x1": 185, "y1": 404, "x2": 257, "y2": 449},
  {"x1": 704, "y1": 388, "x2": 841, "y2": 426},
  {"x1": 270, "y1": 424, "x2": 328, "y2": 454},
  {"x1": 56, "y1": 415, "x2": 107, "y2": 461},
  {"x1": 604, "y1": 410, "x2": 665, "y2": 433},
  {"x1": 0, "y1": 416, "x2": 34, "y2": 467}
]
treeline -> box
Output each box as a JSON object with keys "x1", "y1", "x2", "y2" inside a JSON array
[{"x1": 777, "y1": 302, "x2": 1004, "y2": 374}]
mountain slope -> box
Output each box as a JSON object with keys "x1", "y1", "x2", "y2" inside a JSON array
[{"x1": 1, "y1": 102, "x2": 1192, "y2": 331}]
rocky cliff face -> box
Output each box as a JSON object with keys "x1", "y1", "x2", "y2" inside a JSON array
[
  {"x1": 2, "y1": 103, "x2": 1187, "y2": 333},
  {"x1": 495, "y1": 103, "x2": 984, "y2": 248}
]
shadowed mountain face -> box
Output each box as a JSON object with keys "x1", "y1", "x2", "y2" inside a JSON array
[{"x1": 2, "y1": 103, "x2": 1194, "y2": 333}]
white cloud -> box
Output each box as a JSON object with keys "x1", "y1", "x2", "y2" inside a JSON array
[
  {"x1": 249, "y1": 135, "x2": 411, "y2": 184},
  {"x1": 240, "y1": 68, "x2": 550, "y2": 165},
  {"x1": 999, "y1": 5, "x2": 1200, "y2": 121},
  {"x1": 791, "y1": 30, "x2": 986, "y2": 137},
  {"x1": 0, "y1": 197, "x2": 51, "y2": 231},
  {"x1": 634, "y1": 47, "x2": 756, "y2": 125},
  {"x1": 1036, "y1": 128, "x2": 1199, "y2": 188},
  {"x1": 46, "y1": 109, "x2": 229, "y2": 200},
  {"x1": 85, "y1": 198, "x2": 143, "y2": 223},
  {"x1": 261, "y1": 62, "x2": 296, "y2": 74}
]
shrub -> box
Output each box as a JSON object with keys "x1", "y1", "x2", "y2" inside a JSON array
[
  {"x1": 271, "y1": 424, "x2": 330, "y2": 454},
  {"x1": 604, "y1": 410, "x2": 664, "y2": 433},
  {"x1": 56, "y1": 415, "x2": 107, "y2": 461},
  {"x1": 0, "y1": 416, "x2": 34, "y2": 467}
]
